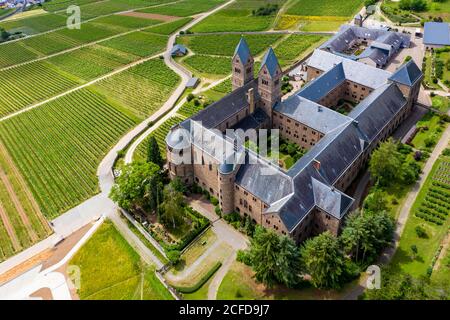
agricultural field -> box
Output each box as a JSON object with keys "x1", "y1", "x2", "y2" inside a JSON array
[
  {"x1": 0, "y1": 140, "x2": 52, "y2": 263},
  {"x1": 0, "y1": 12, "x2": 67, "y2": 35},
  {"x1": 182, "y1": 55, "x2": 232, "y2": 78},
  {"x1": 177, "y1": 33, "x2": 282, "y2": 57},
  {"x1": 0, "y1": 88, "x2": 137, "y2": 219},
  {"x1": 286, "y1": 0, "x2": 364, "y2": 17},
  {"x1": 189, "y1": 0, "x2": 287, "y2": 33},
  {"x1": 92, "y1": 14, "x2": 161, "y2": 31},
  {"x1": 69, "y1": 220, "x2": 173, "y2": 300},
  {"x1": 137, "y1": 0, "x2": 226, "y2": 17},
  {"x1": 135, "y1": 116, "x2": 185, "y2": 161},
  {"x1": 93, "y1": 58, "x2": 180, "y2": 119},
  {"x1": 145, "y1": 17, "x2": 193, "y2": 35},
  {"x1": 0, "y1": 42, "x2": 40, "y2": 68},
  {"x1": 274, "y1": 34, "x2": 328, "y2": 67},
  {"x1": 100, "y1": 31, "x2": 167, "y2": 57},
  {"x1": 0, "y1": 61, "x2": 81, "y2": 118},
  {"x1": 390, "y1": 154, "x2": 450, "y2": 278}
]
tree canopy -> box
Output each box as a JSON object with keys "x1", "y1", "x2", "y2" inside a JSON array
[
  {"x1": 147, "y1": 136, "x2": 164, "y2": 168},
  {"x1": 369, "y1": 138, "x2": 404, "y2": 186}
]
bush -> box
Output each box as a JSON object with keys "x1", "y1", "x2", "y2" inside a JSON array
[
  {"x1": 210, "y1": 196, "x2": 219, "y2": 206},
  {"x1": 236, "y1": 249, "x2": 252, "y2": 266},
  {"x1": 186, "y1": 93, "x2": 195, "y2": 102},
  {"x1": 415, "y1": 225, "x2": 427, "y2": 238},
  {"x1": 442, "y1": 148, "x2": 450, "y2": 156},
  {"x1": 167, "y1": 250, "x2": 181, "y2": 264},
  {"x1": 174, "y1": 262, "x2": 222, "y2": 293}
]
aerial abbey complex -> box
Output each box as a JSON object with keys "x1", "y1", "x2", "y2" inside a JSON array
[{"x1": 166, "y1": 35, "x2": 422, "y2": 243}]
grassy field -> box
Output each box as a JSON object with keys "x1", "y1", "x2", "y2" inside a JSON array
[
  {"x1": 217, "y1": 261, "x2": 359, "y2": 300},
  {"x1": 286, "y1": 0, "x2": 364, "y2": 17},
  {"x1": 93, "y1": 58, "x2": 180, "y2": 119},
  {"x1": 177, "y1": 33, "x2": 282, "y2": 57},
  {"x1": 189, "y1": 0, "x2": 287, "y2": 33},
  {"x1": 431, "y1": 96, "x2": 450, "y2": 113},
  {"x1": 138, "y1": 0, "x2": 226, "y2": 17},
  {"x1": 390, "y1": 155, "x2": 450, "y2": 278},
  {"x1": 69, "y1": 220, "x2": 173, "y2": 300},
  {"x1": 0, "y1": 140, "x2": 52, "y2": 262},
  {"x1": 0, "y1": 89, "x2": 137, "y2": 219},
  {"x1": 411, "y1": 112, "x2": 446, "y2": 151},
  {"x1": 382, "y1": 0, "x2": 450, "y2": 23}
]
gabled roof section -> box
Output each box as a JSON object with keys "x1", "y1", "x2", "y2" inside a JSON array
[
  {"x1": 312, "y1": 178, "x2": 354, "y2": 219},
  {"x1": 423, "y1": 22, "x2": 450, "y2": 46},
  {"x1": 260, "y1": 47, "x2": 280, "y2": 78},
  {"x1": 388, "y1": 60, "x2": 422, "y2": 86},
  {"x1": 233, "y1": 37, "x2": 251, "y2": 64}
]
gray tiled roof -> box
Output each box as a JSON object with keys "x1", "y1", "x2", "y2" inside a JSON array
[
  {"x1": 388, "y1": 60, "x2": 422, "y2": 86},
  {"x1": 424, "y1": 22, "x2": 450, "y2": 45},
  {"x1": 312, "y1": 178, "x2": 354, "y2": 219},
  {"x1": 260, "y1": 47, "x2": 280, "y2": 78},
  {"x1": 307, "y1": 50, "x2": 392, "y2": 89},
  {"x1": 234, "y1": 37, "x2": 252, "y2": 64},
  {"x1": 231, "y1": 108, "x2": 268, "y2": 131},
  {"x1": 190, "y1": 79, "x2": 258, "y2": 129},
  {"x1": 274, "y1": 93, "x2": 351, "y2": 134}
]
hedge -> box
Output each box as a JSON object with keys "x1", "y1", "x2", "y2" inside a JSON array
[{"x1": 174, "y1": 262, "x2": 222, "y2": 294}]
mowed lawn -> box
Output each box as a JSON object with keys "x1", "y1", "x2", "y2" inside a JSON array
[
  {"x1": 286, "y1": 0, "x2": 364, "y2": 17},
  {"x1": 189, "y1": 0, "x2": 288, "y2": 33},
  {"x1": 69, "y1": 220, "x2": 173, "y2": 300}
]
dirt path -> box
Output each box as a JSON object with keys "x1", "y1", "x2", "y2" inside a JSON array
[
  {"x1": 0, "y1": 202, "x2": 21, "y2": 252},
  {"x1": 0, "y1": 170, "x2": 38, "y2": 242},
  {"x1": 433, "y1": 232, "x2": 450, "y2": 272}
]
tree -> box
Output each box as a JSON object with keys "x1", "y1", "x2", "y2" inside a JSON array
[
  {"x1": 246, "y1": 226, "x2": 301, "y2": 288},
  {"x1": 363, "y1": 188, "x2": 389, "y2": 213},
  {"x1": 0, "y1": 28, "x2": 9, "y2": 40},
  {"x1": 300, "y1": 232, "x2": 346, "y2": 289},
  {"x1": 109, "y1": 161, "x2": 162, "y2": 213},
  {"x1": 369, "y1": 138, "x2": 403, "y2": 186},
  {"x1": 170, "y1": 177, "x2": 188, "y2": 194},
  {"x1": 159, "y1": 183, "x2": 185, "y2": 230},
  {"x1": 410, "y1": 245, "x2": 418, "y2": 260},
  {"x1": 147, "y1": 136, "x2": 164, "y2": 168}
]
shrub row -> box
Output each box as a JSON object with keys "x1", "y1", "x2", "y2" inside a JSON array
[
  {"x1": 420, "y1": 202, "x2": 449, "y2": 217},
  {"x1": 425, "y1": 196, "x2": 450, "y2": 210},
  {"x1": 415, "y1": 211, "x2": 444, "y2": 225},
  {"x1": 174, "y1": 262, "x2": 222, "y2": 293},
  {"x1": 432, "y1": 181, "x2": 450, "y2": 190}
]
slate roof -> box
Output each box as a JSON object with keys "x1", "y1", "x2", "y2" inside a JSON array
[
  {"x1": 388, "y1": 60, "x2": 422, "y2": 86},
  {"x1": 171, "y1": 44, "x2": 187, "y2": 55},
  {"x1": 260, "y1": 47, "x2": 280, "y2": 78},
  {"x1": 190, "y1": 79, "x2": 258, "y2": 129},
  {"x1": 307, "y1": 50, "x2": 391, "y2": 88},
  {"x1": 423, "y1": 22, "x2": 450, "y2": 46},
  {"x1": 231, "y1": 108, "x2": 268, "y2": 131},
  {"x1": 275, "y1": 92, "x2": 352, "y2": 134},
  {"x1": 235, "y1": 152, "x2": 293, "y2": 205},
  {"x1": 312, "y1": 178, "x2": 354, "y2": 219},
  {"x1": 234, "y1": 37, "x2": 252, "y2": 64}
]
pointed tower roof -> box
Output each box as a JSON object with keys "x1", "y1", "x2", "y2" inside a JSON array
[
  {"x1": 259, "y1": 47, "x2": 280, "y2": 77},
  {"x1": 388, "y1": 60, "x2": 422, "y2": 86},
  {"x1": 234, "y1": 36, "x2": 251, "y2": 64}
]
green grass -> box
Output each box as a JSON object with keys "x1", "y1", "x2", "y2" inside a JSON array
[
  {"x1": 390, "y1": 156, "x2": 450, "y2": 278},
  {"x1": 382, "y1": 0, "x2": 450, "y2": 23},
  {"x1": 92, "y1": 58, "x2": 180, "y2": 119},
  {"x1": 286, "y1": 0, "x2": 364, "y2": 17},
  {"x1": 182, "y1": 54, "x2": 231, "y2": 77},
  {"x1": 69, "y1": 220, "x2": 173, "y2": 300},
  {"x1": 0, "y1": 89, "x2": 137, "y2": 219},
  {"x1": 0, "y1": 61, "x2": 82, "y2": 118},
  {"x1": 177, "y1": 33, "x2": 282, "y2": 57},
  {"x1": 138, "y1": 0, "x2": 226, "y2": 17},
  {"x1": 411, "y1": 112, "x2": 446, "y2": 151},
  {"x1": 299, "y1": 19, "x2": 344, "y2": 32},
  {"x1": 189, "y1": 0, "x2": 287, "y2": 33},
  {"x1": 431, "y1": 95, "x2": 450, "y2": 113},
  {"x1": 100, "y1": 31, "x2": 167, "y2": 57},
  {"x1": 274, "y1": 34, "x2": 327, "y2": 67}
]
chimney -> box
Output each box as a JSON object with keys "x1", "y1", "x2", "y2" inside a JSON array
[
  {"x1": 313, "y1": 159, "x2": 321, "y2": 171},
  {"x1": 247, "y1": 88, "x2": 255, "y2": 114}
]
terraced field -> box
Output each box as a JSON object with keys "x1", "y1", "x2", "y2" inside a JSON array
[
  {"x1": 0, "y1": 61, "x2": 81, "y2": 118},
  {"x1": 137, "y1": 0, "x2": 225, "y2": 17},
  {"x1": 0, "y1": 141, "x2": 52, "y2": 262},
  {"x1": 93, "y1": 59, "x2": 180, "y2": 119},
  {"x1": 190, "y1": 0, "x2": 287, "y2": 33},
  {"x1": 177, "y1": 33, "x2": 282, "y2": 57},
  {"x1": 0, "y1": 89, "x2": 137, "y2": 219}
]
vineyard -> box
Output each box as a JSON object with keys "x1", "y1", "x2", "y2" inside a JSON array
[
  {"x1": 0, "y1": 140, "x2": 52, "y2": 262},
  {"x1": 274, "y1": 34, "x2": 327, "y2": 67},
  {"x1": 0, "y1": 61, "x2": 81, "y2": 118},
  {"x1": 415, "y1": 159, "x2": 450, "y2": 225},
  {"x1": 177, "y1": 34, "x2": 282, "y2": 57},
  {"x1": 0, "y1": 88, "x2": 137, "y2": 219},
  {"x1": 100, "y1": 31, "x2": 167, "y2": 57},
  {"x1": 138, "y1": 0, "x2": 225, "y2": 17},
  {"x1": 189, "y1": 0, "x2": 287, "y2": 33},
  {"x1": 145, "y1": 17, "x2": 193, "y2": 35},
  {"x1": 93, "y1": 14, "x2": 161, "y2": 31},
  {"x1": 286, "y1": 0, "x2": 364, "y2": 17},
  {"x1": 0, "y1": 12, "x2": 67, "y2": 35},
  {"x1": 93, "y1": 58, "x2": 180, "y2": 119},
  {"x1": 183, "y1": 55, "x2": 232, "y2": 77}
]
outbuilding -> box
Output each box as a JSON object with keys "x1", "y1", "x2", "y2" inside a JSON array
[{"x1": 423, "y1": 22, "x2": 450, "y2": 50}]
